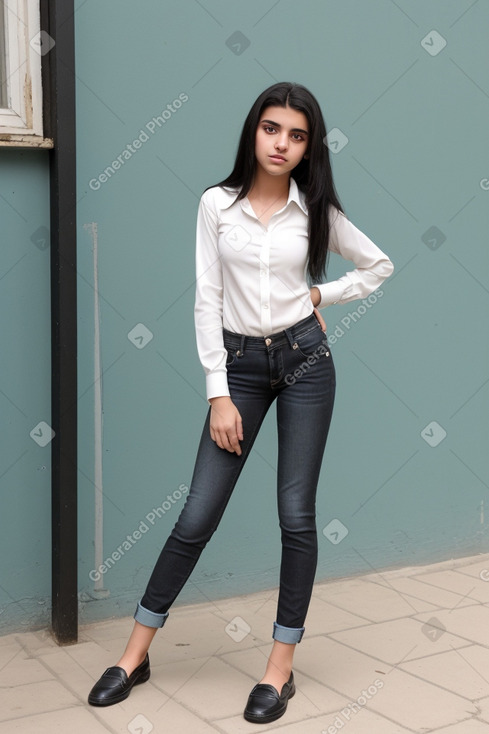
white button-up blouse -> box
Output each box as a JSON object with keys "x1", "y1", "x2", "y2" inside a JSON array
[{"x1": 194, "y1": 176, "x2": 394, "y2": 401}]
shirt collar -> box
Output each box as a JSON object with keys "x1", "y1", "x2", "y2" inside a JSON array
[
  {"x1": 218, "y1": 176, "x2": 308, "y2": 215},
  {"x1": 285, "y1": 176, "x2": 308, "y2": 215}
]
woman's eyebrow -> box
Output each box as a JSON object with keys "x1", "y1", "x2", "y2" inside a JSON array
[{"x1": 260, "y1": 119, "x2": 309, "y2": 135}]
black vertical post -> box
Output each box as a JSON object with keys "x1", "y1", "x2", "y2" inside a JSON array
[{"x1": 41, "y1": 0, "x2": 78, "y2": 644}]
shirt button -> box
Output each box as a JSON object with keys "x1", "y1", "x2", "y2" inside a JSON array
[
  {"x1": 260, "y1": 270, "x2": 266, "y2": 277},
  {"x1": 263, "y1": 303, "x2": 269, "y2": 309}
]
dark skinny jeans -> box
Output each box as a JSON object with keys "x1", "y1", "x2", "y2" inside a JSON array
[{"x1": 134, "y1": 312, "x2": 336, "y2": 644}]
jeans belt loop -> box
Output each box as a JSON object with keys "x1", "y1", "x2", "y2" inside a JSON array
[{"x1": 238, "y1": 333, "x2": 246, "y2": 356}]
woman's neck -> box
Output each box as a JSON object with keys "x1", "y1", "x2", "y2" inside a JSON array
[{"x1": 248, "y1": 168, "x2": 291, "y2": 202}]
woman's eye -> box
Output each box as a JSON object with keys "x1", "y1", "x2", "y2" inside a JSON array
[{"x1": 261, "y1": 126, "x2": 306, "y2": 140}]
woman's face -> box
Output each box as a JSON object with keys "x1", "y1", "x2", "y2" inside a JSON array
[{"x1": 254, "y1": 104, "x2": 309, "y2": 179}]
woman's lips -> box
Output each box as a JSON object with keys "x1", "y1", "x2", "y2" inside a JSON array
[{"x1": 269, "y1": 155, "x2": 287, "y2": 163}]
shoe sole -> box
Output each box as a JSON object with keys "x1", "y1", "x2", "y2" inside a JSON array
[
  {"x1": 243, "y1": 684, "x2": 295, "y2": 723},
  {"x1": 88, "y1": 669, "x2": 150, "y2": 706}
]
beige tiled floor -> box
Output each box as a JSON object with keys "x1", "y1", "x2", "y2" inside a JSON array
[{"x1": 2, "y1": 553, "x2": 489, "y2": 733}]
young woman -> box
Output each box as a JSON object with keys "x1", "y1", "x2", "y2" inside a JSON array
[{"x1": 88, "y1": 82, "x2": 394, "y2": 724}]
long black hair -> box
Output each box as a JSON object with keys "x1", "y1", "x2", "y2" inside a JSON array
[{"x1": 210, "y1": 82, "x2": 345, "y2": 284}]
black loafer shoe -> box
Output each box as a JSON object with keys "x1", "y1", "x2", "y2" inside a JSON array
[
  {"x1": 243, "y1": 671, "x2": 295, "y2": 723},
  {"x1": 88, "y1": 653, "x2": 150, "y2": 706}
]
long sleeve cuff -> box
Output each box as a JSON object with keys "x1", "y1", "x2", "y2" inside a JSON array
[
  {"x1": 316, "y1": 280, "x2": 346, "y2": 308},
  {"x1": 206, "y1": 371, "x2": 231, "y2": 403}
]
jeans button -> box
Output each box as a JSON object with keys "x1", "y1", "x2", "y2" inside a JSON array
[{"x1": 265, "y1": 338, "x2": 272, "y2": 346}]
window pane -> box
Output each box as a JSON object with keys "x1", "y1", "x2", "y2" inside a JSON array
[{"x1": 0, "y1": 1, "x2": 7, "y2": 109}]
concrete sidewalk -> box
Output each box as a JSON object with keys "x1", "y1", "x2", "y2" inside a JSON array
[{"x1": 1, "y1": 553, "x2": 489, "y2": 733}]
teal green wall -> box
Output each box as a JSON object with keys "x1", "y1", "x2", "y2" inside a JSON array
[
  {"x1": 0, "y1": 150, "x2": 51, "y2": 631},
  {"x1": 1, "y1": 0, "x2": 488, "y2": 634}
]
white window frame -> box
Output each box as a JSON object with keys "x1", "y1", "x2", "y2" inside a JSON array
[{"x1": 0, "y1": 0, "x2": 53, "y2": 147}]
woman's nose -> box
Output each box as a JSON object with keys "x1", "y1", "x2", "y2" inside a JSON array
[{"x1": 275, "y1": 136, "x2": 288, "y2": 150}]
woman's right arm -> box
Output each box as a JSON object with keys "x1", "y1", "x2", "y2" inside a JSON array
[{"x1": 194, "y1": 191, "x2": 243, "y2": 455}]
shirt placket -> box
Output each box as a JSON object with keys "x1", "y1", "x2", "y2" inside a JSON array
[
  {"x1": 259, "y1": 228, "x2": 272, "y2": 333},
  {"x1": 240, "y1": 198, "x2": 275, "y2": 335}
]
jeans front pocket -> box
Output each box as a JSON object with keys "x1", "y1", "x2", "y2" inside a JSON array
[{"x1": 294, "y1": 323, "x2": 329, "y2": 359}]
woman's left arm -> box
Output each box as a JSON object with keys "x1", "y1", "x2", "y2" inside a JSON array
[{"x1": 312, "y1": 208, "x2": 394, "y2": 309}]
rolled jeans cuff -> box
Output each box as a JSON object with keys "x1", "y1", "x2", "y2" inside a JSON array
[
  {"x1": 134, "y1": 600, "x2": 169, "y2": 628},
  {"x1": 272, "y1": 621, "x2": 305, "y2": 644}
]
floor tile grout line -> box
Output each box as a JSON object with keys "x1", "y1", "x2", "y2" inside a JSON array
[
  {"x1": 31, "y1": 650, "x2": 109, "y2": 705},
  {"x1": 330, "y1": 620, "x2": 489, "y2": 668},
  {"x1": 311, "y1": 592, "x2": 379, "y2": 625},
  {"x1": 449, "y1": 643, "x2": 489, "y2": 688},
  {"x1": 363, "y1": 575, "x2": 485, "y2": 611},
  {"x1": 0, "y1": 703, "x2": 90, "y2": 726},
  {"x1": 313, "y1": 593, "x2": 443, "y2": 625},
  {"x1": 389, "y1": 640, "x2": 475, "y2": 665},
  {"x1": 328, "y1": 613, "x2": 489, "y2": 662},
  {"x1": 389, "y1": 654, "x2": 489, "y2": 708},
  {"x1": 403, "y1": 575, "x2": 489, "y2": 605},
  {"x1": 333, "y1": 633, "x2": 486, "y2": 688},
  {"x1": 453, "y1": 566, "x2": 489, "y2": 578},
  {"x1": 320, "y1": 592, "x2": 484, "y2": 627},
  {"x1": 144, "y1": 673, "x2": 228, "y2": 734},
  {"x1": 151, "y1": 645, "x2": 235, "y2": 718},
  {"x1": 305, "y1": 632, "x2": 479, "y2": 687}
]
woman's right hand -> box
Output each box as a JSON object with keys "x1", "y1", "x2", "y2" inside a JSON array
[{"x1": 209, "y1": 396, "x2": 243, "y2": 455}]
